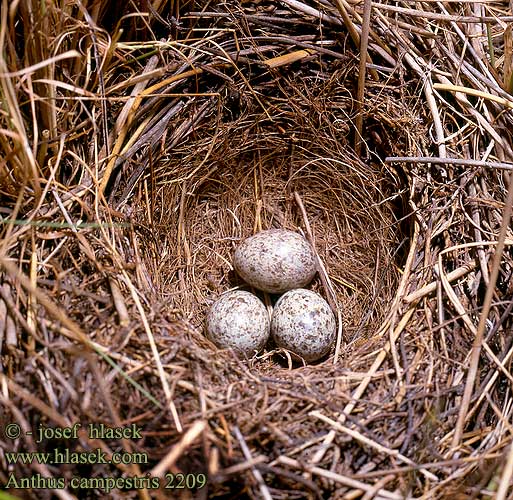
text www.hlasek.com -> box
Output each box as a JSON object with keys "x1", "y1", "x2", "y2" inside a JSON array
[{"x1": 6, "y1": 448, "x2": 148, "y2": 465}]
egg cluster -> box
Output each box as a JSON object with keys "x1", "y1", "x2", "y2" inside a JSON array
[{"x1": 206, "y1": 229, "x2": 336, "y2": 362}]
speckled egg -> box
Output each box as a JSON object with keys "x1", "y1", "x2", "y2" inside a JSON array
[
  {"x1": 271, "y1": 289, "x2": 336, "y2": 362},
  {"x1": 206, "y1": 290, "x2": 270, "y2": 357},
  {"x1": 233, "y1": 229, "x2": 317, "y2": 294}
]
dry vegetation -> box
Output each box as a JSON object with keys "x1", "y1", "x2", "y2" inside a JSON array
[{"x1": 1, "y1": 0, "x2": 513, "y2": 498}]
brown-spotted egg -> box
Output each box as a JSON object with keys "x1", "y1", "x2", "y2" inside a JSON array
[
  {"x1": 271, "y1": 289, "x2": 336, "y2": 362},
  {"x1": 206, "y1": 290, "x2": 270, "y2": 357},
  {"x1": 233, "y1": 229, "x2": 316, "y2": 294}
]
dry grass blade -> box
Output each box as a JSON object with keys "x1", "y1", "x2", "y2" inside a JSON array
[
  {"x1": 262, "y1": 49, "x2": 316, "y2": 68},
  {"x1": 293, "y1": 191, "x2": 344, "y2": 364},
  {"x1": 277, "y1": 456, "x2": 404, "y2": 500},
  {"x1": 404, "y1": 259, "x2": 477, "y2": 303},
  {"x1": 386, "y1": 156, "x2": 513, "y2": 170},
  {"x1": 355, "y1": 0, "x2": 372, "y2": 155},
  {"x1": 452, "y1": 173, "x2": 513, "y2": 449},
  {"x1": 120, "y1": 270, "x2": 183, "y2": 432},
  {"x1": 151, "y1": 420, "x2": 207, "y2": 477},
  {"x1": 434, "y1": 83, "x2": 513, "y2": 109},
  {"x1": 311, "y1": 410, "x2": 438, "y2": 481},
  {"x1": 309, "y1": 222, "x2": 420, "y2": 467},
  {"x1": 496, "y1": 441, "x2": 513, "y2": 500},
  {"x1": 233, "y1": 426, "x2": 274, "y2": 500}
]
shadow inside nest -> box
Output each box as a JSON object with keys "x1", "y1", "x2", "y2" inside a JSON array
[{"x1": 136, "y1": 71, "x2": 413, "y2": 370}]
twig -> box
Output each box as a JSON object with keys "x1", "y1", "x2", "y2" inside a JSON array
[
  {"x1": 279, "y1": 0, "x2": 343, "y2": 25},
  {"x1": 495, "y1": 430, "x2": 513, "y2": 499},
  {"x1": 0, "y1": 393, "x2": 78, "y2": 500},
  {"x1": 386, "y1": 156, "x2": 513, "y2": 171},
  {"x1": 309, "y1": 221, "x2": 420, "y2": 466},
  {"x1": 355, "y1": 0, "x2": 372, "y2": 156},
  {"x1": 259, "y1": 464, "x2": 323, "y2": 499},
  {"x1": 277, "y1": 456, "x2": 404, "y2": 500},
  {"x1": 452, "y1": 172, "x2": 513, "y2": 449},
  {"x1": 293, "y1": 191, "x2": 343, "y2": 364},
  {"x1": 370, "y1": 2, "x2": 513, "y2": 23},
  {"x1": 361, "y1": 474, "x2": 396, "y2": 500},
  {"x1": 109, "y1": 277, "x2": 130, "y2": 327},
  {"x1": 310, "y1": 411, "x2": 438, "y2": 481},
  {"x1": 234, "y1": 426, "x2": 273, "y2": 500},
  {"x1": 404, "y1": 53, "x2": 447, "y2": 160},
  {"x1": 220, "y1": 455, "x2": 268, "y2": 476},
  {"x1": 151, "y1": 420, "x2": 207, "y2": 477},
  {"x1": 434, "y1": 83, "x2": 513, "y2": 110},
  {"x1": 120, "y1": 270, "x2": 183, "y2": 432}
]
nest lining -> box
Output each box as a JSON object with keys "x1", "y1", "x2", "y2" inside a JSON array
[{"x1": 147, "y1": 78, "x2": 408, "y2": 363}]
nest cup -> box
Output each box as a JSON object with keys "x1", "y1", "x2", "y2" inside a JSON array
[{"x1": 151, "y1": 91, "x2": 406, "y2": 363}]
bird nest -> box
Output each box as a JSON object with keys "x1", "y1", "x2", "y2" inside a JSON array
[
  {"x1": 151, "y1": 89, "x2": 405, "y2": 353},
  {"x1": 2, "y1": 1, "x2": 513, "y2": 499}
]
